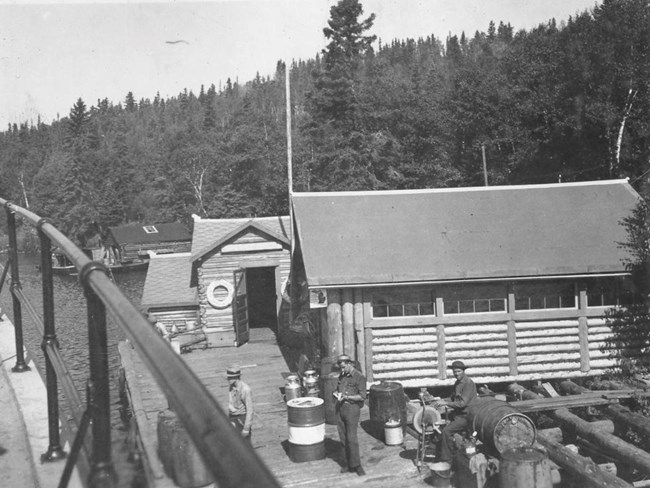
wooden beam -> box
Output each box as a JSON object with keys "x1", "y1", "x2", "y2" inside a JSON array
[
  {"x1": 353, "y1": 288, "x2": 365, "y2": 375},
  {"x1": 436, "y1": 324, "x2": 446, "y2": 380},
  {"x1": 506, "y1": 320, "x2": 517, "y2": 376},
  {"x1": 341, "y1": 289, "x2": 354, "y2": 358},
  {"x1": 325, "y1": 289, "x2": 342, "y2": 358},
  {"x1": 510, "y1": 390, "x2": 650, "y2": 413}
]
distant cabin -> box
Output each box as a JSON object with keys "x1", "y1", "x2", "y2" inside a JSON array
[
  {"x1": 190, "y1": 216, "x2": 291, "y2": 347},
  {"x1": 290, "y1": 179, "x2": 640, "y2": 388},
  {"x1": 105, "y1": 223, "x2": 192, "y2": 263}
]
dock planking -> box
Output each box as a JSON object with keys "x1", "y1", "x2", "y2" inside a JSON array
[{"x1": 120, "y1": 327, "x2": 430, "y2": 487}]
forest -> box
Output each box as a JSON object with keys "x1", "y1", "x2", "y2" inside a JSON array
[{"x1": 0, "y1": 0, "x2": 648, "y2": 245}]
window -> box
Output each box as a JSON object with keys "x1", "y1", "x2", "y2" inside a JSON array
[
  {"x1": 440, "y1": 282, "x2": 507, "y2": 315},
  {"x1": 587, "y1": 277, "x2": 637, "y2": 307},
  {"x1": 372, "y1": 287, "x2": 435, "y2": 318},
  {"x1": 515, "y1": 280, "x2": 575, "y2": 310},
  {"x1": 143, "y1": 225, "x2": 158, "y2": 234}
]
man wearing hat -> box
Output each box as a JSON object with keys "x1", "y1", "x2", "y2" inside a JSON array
[
  {"x1": 433, "y1": 360, "x2": 477, "y2": 464},
  {"x1": 334, "y1": 354, "x2": 367, "y2": 476},
  {"x1": 227, "y1": 365, "x2": 254, "y2": 442}
]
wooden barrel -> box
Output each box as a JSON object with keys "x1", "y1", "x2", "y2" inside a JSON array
[
  {"x1": 499, "y1": 447, "x2": 552, "y2": 488},
  {"x1": 467, "y1": 397, "x2": 536, "y2": 454},
  {"x1": 369, "y1": 381, "x2": 407, "y2": 437},
  {"x1": 321, "y1": 372, "x2": 339, "y2": 425},
  {"x1": 287, "y1": 397, "x2": 326, "y2": 462},
  {"x1": 157, "y1": 409, "x2": 214, "y2": 488}
]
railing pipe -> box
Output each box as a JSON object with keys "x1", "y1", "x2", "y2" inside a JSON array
[
  {"x1": 5, "y1": 202, "x2": 29, "y2": 372},
  {"x1": 83, "y1": 263, "x2": 116, "y2": 487},
  {"x1": 0, "y1": 199, "x2": 281, "y2": 488},
  {"x1": 38, "y1": 220, "x2": 67, "y2": 462}
]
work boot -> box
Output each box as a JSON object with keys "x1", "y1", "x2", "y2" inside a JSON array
[{"x1": 355, "y1": 466, "x2": 366, "y2": 476}]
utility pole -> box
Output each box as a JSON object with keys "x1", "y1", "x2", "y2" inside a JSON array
[{"x1": 481, "y1": 143, "x2": 488, "y2": 186}]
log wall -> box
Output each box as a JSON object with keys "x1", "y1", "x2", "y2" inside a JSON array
[{"x1": 321, "y1": 285, "x2": 618, "y2": 388}]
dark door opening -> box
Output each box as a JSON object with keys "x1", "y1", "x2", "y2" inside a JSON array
[{"x1": 246, "y1": 267, "x2": 277, "y2": 330}]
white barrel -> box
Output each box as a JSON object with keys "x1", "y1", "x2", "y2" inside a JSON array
[{"x1": 384, "y1": 420, "x2": 404, "y2": 445}]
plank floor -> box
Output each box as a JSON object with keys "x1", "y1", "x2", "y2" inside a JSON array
[{"x1": 120, "y1": 327, "x2": 433, "y2": 488}]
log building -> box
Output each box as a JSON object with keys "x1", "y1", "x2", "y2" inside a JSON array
[{"x1": 290, "y1": 179, "x2": 640, "y2": 387}]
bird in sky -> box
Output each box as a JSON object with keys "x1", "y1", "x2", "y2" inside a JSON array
[{"x1": 165, "y1": 40, "x2": 189, "y2": 45}]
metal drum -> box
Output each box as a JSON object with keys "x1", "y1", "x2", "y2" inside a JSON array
[
  {"x1": 287, "y1": 397, "x2": 326, "y2": 462},
  {"x1": 369, "y1": 381, "x2": 407, "y2": 437},
  {"x1": 467, "y1": 397, "x2": 536, "y2": 454},
  {"x1": 499, "y1": 447, "x2": 552, "y2": 488},
  {"x1": 284, "y1": 374, "x2": 302, "y2": 402}
]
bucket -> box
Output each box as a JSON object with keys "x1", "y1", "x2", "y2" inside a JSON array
[
  {"x1": 321, "y1": 372, "x2": 339, "y2": 425},
  {"x1": 157, "y1": 409, "x2": 214, "y2": 488},
  {"x1": 369, "y1": 381, "x2": 407, "y2": 437},
  {"x1": 287, "y1": 397, "x2": 326, "y2": 462},
  {"x1": 430, "y1": 461, "x2": 452, "y2": 488},
  {"x1": 384, "y1": 419, "x2": 403, "y2": 445},
  {"x1": 499, "y1": 447, "x2": 552, "y2": 488},
  {"x1": 467, "y1": 397, "x2": 536, "y2": 454}
]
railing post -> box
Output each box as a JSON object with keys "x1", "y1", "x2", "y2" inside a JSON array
[
  {"x1": 5, "y1": 202, "x2": 30, "y2": 372},
  {"x1": 38, "y1": 219, "x2": 67, "y2": 462},
  {"x1": 80, "y1": 262, "x2": 117, "y2": 487}
]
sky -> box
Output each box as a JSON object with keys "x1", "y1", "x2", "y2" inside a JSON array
[{"x1": 0, "y1": 0, "x2": 601, "y2": 129}]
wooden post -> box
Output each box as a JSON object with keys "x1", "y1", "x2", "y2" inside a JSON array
[
  {"x1": 578, "y1": 287, "x2": 590, "y2": 372},
  {"x1": 436, "y1": 324, "x2": 446, "y2": 380},
  {"x1": 507, "y1": 320, "x2": 518, "y2": 376},
  {"x1": 364, "y1": 328, "x2": 373, "y2": 382},
  {"x1": 353, "y1": 289, "x2": 365, "y2": 375},
  {"x1": 325, "y1": 289, "x2": 342, "y2": 359},
  {"x1": 341, "y1": 289, "x2": 354, "y2": 358}
]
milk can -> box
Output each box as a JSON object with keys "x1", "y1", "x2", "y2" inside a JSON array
[
  {"x1": 303, "y1": 370, "x2": 320, "y2": 397},
  {"x1": 285, "y1": 374, "x2": 302, "y2": 402}
]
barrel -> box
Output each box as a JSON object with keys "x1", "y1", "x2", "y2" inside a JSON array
[
  {"x1": 384, "y1": 419, "x2": 404, "y2": 445},
  {"x1": 287, "y1": 397, "x2": 326, "y2": 462},
  {"x1": 321, "y1": 372, "x2": 339, "y2": 425},
  {"x1": 369, "y1": 381, "x2": 407, "y2": 437},
  {"x1": 467, "y1": 397, "x2": 536, "y2": 454},
  {"x1": 157, "y1": 409, "x2": 214, "y2": 488},
  {"x1": 499, "y1": 447, "x2": 552, "y2": 488}
]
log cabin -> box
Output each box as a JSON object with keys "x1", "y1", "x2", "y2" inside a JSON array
[
  {"x1": 189, "y1": 216, "x2": 291, "y2": 347},
  {"x1": 289, "y1": 179, "x2": 641, "y2": 388},
  {"x1": 141, "y1": 252, "x2": 198, "y2": 332}
]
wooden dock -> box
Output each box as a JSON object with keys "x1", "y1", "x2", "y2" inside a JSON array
[{"x1": 119, "y1": 327, "x2": 431, "y2": 488}]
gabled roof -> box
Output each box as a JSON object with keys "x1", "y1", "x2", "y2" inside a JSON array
[
  {"x1": 107, "y1": 223, "x2": 191, "y2": 246},
  {"x1": 190, "y1": 216, "x2": 291, "y2": 261},
  {"x1": 292, "y1": 180, "x2": 640, "y2": 287},
  {"x1": 141, "y1": 253, "x2": 197, "y2": 309}
]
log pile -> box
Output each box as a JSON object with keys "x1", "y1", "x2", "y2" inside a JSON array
[{"x1": 488, "y1": 380, "x2": 650, "y2": 488}]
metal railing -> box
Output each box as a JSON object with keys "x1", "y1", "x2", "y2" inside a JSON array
[{"x1": 0, "y1": 199, "x2": 281, "y2": 488}]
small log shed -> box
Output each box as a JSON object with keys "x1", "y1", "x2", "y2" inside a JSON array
[
  {"x1": 106, "y1": 222, "x2": 192, "y2": 262},
  {"x1": 189, "y1": 216, "x2": 291, "y2": 347},
  {"x1": 290, "y1": 179, "x2": 640, "y2": 388}
]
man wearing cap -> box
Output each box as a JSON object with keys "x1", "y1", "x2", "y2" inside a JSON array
[
  {"x1": 227, "y1": 365, "x2": 254, "y2": 442},
  {"x1": 334, "y1": 354, "x2": 367, "y2": 476},
  {"x1": 433, "y1": 360, "x2": 477, "y2": 464}
]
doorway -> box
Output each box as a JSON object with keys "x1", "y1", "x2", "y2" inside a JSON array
[{"x1": 245, "y1": 266, "x2": 278, "y2": 330}]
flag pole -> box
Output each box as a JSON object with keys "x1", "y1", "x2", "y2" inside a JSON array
[{"x1": 285, "y1": 59, "x2": 293, "y2": 256}]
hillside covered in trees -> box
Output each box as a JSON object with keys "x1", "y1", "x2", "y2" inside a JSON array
[{"x1": 0, "y1": 0, "x2": 648, "y2": 244}]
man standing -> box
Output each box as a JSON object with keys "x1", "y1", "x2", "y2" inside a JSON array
[
  {"x1": 433, "y1": 360, "x2": 477, "y2": 464},
  {"x1": 335, "y1": 354, "x2": 367, "y2": 476},
  {"x1": 227, "y1": 365, "x2": 254, "y2": 442}
]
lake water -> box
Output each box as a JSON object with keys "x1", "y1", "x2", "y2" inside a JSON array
[{"x1": 0, "y1": 253, "x2": 146, "y2": 488}]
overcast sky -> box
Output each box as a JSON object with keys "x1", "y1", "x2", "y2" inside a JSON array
[{"x1": 0, "y1": 0, "x2": 601, "y2": 129}]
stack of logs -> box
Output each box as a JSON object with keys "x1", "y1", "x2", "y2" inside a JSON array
[{"x1": 504, "y1": 378, "x2": 650, "y2": 488}]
